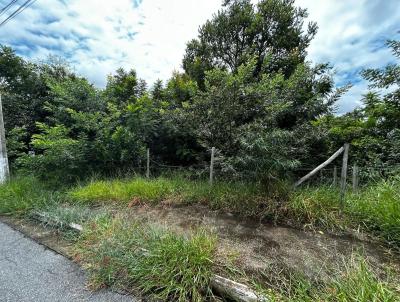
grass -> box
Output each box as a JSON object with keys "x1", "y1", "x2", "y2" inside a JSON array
[
  {"x1": 0, "y1": 176, "x2": 61, "y2": 215},
  {"x1": 290, "y1": 176, "x2": 400, "y2": 247},
  {"x1": 31, "y1": 203, "x2": 110, "y2": 231},
  {"x1": 257, "y1": 254, "x2": 400, "y2": 301},
  {"x1": 70, "y1": 175, "x2": 400, "y2": 248},
  {"x1": 348, "y1": 178, "x2": 400, "y2": 246},
  {"x1": 2, "y1": 175, "x2": 400, "y2": 301},
  {"x1": 74, "y1": 216, "x2": 217, "y2": 301},
  {"x1": 69, "y1": 176, "x2": 286, "y2": 219}
]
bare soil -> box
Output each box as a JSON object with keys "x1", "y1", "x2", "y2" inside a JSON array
[
  {"x1": 124, "y1": 204, "x2": 400, "y2": 282},
  {"x1": 2, "y1": 204, "x2": 399, "y2": 286}
]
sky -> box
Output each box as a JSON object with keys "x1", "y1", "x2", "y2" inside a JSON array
[{"x1": 0, "y1": 0, "x2": 399, "y2": 114}]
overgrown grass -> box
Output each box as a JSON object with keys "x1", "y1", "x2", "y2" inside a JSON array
[
  {"x1": 348, "y1": 177, "x2": 400, "y2": 246},
  {"x1": 69, "y1": 176, "x2": 287, "y2": 218},
  {"x1": 0, "y1": 176, "x2": 61, "y2": 215},
  {"x1": 257, "y1": 254, "x2": 399, "y2": 301},
  {"x1": 290, "y1": 176, "x2": 400, "y2": 247},
  {"x1": 74, "y1": 216, "x2": 217, "y2": 301},
  {"x1": 31, "y1": 203, "x2": 110, "y2": 231}
]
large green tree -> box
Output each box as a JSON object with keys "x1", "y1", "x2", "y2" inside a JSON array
[{"x1": 183, "y1": 0, "x2": 317, "y2": 89}]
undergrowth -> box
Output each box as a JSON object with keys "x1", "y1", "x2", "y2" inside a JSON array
[
  {"x1": 74, "y1": 216, "x2": 217, "y2": 301},
  {"x1": 290, "y1": 176, "x2": 400, "y2": 247},
  {"x1": 257, "y1": 254, "x2": 400, "y2": 301},
  {"x1": 69, "y1": 177, "x2": 286, "y2": 219},
  {"x1": 0, "y1": 176, "x2": 61, "y2": 215}
]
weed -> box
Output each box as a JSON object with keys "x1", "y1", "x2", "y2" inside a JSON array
[
  {"x1": 256, "y1": 254, "x2": 399, "y2": 301},
  {"x1": 0, "y1": 176, "x2": 60, "y2": 215},
  {"x1": 75, "y1": 216, "x2": 217, "y2": 301},
  {"x1": 69, "y1": 176, "x2": 286, "y2": 219}
]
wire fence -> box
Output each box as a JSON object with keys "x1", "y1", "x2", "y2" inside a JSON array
[{"x1": 140, "y1": 147, "x2": 400, "y2": 192}]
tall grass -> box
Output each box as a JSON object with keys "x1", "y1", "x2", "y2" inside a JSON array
[
  {"x1": 348, "y1": 177, "x2": 400, "y2": 246},
  {"x1": 69, "y1": 176, "x2": 286, "y2": 218},
  {"x1": 290, "y1": 176, "x2": 400, "y2": 246},
  {"x1": 70, "y1": 175, "x2": 400, "y2": 247},
  {"x1": 0, "y1": 176, "x2": 60, "y2": 215},
  {"x1": 75, "y1": 216, "x2": 217, "y2": 301},
  {"x1": 262, "y1": 254, "x2": 400, "y2": 301}
]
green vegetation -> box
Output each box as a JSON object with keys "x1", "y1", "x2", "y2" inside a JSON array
[
  {"x1": 291, "y1": 177, "x2": 400, "y2": 246},
  {"x1": 69, "y1": 176, "x2": 286, "y2": 218},
  {"x1": 0, "y1": 176, "x2": 60, "y2": 215},
  {"x1": 75, "y1": 217, "x2": 217, "y2": 302},
  {"x1": 69, "y1": 175, "x2": 400, "y2": 248},
  {"x1": 1, "y1": 0, "x2": 399, "y2": 300},
  {"x1": 1, "y1": 175, "x2": 400, "y2": 301},
  {"x1": 261, "y1": 254, "x2": 399, "y2": 301}
]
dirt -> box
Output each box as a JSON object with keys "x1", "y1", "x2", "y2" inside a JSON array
[
  {"x1": 2, "y1": 205, "x2": 399, "y2": 285},
  {"x1": 125, "y1": 204, "x2": 400, "y2": 282}
]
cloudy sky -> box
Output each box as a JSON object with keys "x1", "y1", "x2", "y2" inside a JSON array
[{"x1": 1, "y1": 0, "x2": 399, "y2": 114}]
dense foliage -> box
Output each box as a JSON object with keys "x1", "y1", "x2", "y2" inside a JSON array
[
  {"x1": 317, "y1": 40, "x2": 400, "y2": 174},
  {"x1": 0, "y1": 0, "x2": 397, "y2": 184}
]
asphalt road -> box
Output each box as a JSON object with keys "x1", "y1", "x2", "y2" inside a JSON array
[{"x1": 0, "y1": 221, "x2": 134, "y2": 302}]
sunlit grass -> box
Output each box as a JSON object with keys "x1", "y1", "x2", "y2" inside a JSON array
[
  {"x1": 75, "y1": 216, "x2": 217, "y2": 301},
  {"x1": 69, "y1": 176, "x2": 283, "y2": 218},
  {"x1": 257, "y1": 254, "x2": 399, "y2": 301},
  {"x1": 0, "y1": 176, "x2": 60, "y2": 215}
]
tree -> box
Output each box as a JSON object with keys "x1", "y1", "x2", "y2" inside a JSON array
[
  {"x1": 183, "y1": 0, "x2": 317, "y2": 88},
  {"x1": 320, "y1": 40, "x2": 400, "y2": 170}
]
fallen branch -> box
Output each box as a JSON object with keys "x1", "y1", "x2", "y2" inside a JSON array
[
  {"x1": 34, "y1": 214, "x2": 268, "y2": 302},
  {"x1": 211, "y1": 275, "x2": 268, "y2": 302}
]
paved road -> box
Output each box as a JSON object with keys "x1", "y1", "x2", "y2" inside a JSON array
[{"x1": 0, "y1": 221, "x2": 134, "y2": 302}]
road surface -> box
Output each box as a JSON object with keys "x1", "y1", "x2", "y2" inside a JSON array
[{"x1": 0, "y1": 221, "x2": 134, "y2": 302}]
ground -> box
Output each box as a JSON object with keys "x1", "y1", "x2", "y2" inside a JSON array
[
  {"x1": 0, "y1": 220, "x2": 134, "y2": 302},
  {"x1": 125, "y1": 204, "x2": 399, "y2": 281}
]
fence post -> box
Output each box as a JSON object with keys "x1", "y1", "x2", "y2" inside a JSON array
[
  {"x1": 0, "y1": 93, "x2": 9, "y2": 184},
  {"x1": 340, "y1": 143, "x2": 349, "y2": 207},
  {"x1": 333, "y1": 166, "x2": 337, "y2": 186},
  {"x1": 352, "y1": 164, "x2": 359, "y2": 192},
  {"x1": 209, "y1": 147, "x2": 215, "y2": 185},
  {"x1": 146, "y1": 148, "x2": 150, "y2": 178}
]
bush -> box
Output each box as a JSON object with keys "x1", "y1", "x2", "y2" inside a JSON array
[{"x1": 17, "y1": 123, "x2": 88, "y2": 184}]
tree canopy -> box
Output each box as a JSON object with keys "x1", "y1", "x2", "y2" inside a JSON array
[{"x1": 0, "y1": 0, "x2": 396, "y2": 184}]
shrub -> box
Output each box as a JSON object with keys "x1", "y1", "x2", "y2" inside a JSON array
[{"x1": 17, "y1": 123, "x2": 88, "y2": 184}]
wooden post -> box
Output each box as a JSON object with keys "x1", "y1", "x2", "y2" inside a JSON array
[
  {"x1": 146, "y1": 148, "x2": 150, "y2": 178},
  {"x1": 340, "y1": 143, "x2": 349, "y2": 206},
  {"x1": 294, "y1": 146, "x2": 344, "y2": 187},
  {"x1": 352, "y1": 164, "x2": 359, "y2": 192},
  {"x1": 209, "y1": 147, "x2": 215, "y2": 185},
  {"x1": 333, "y1": 166, "x2": 337, "y2": 186},
  {"x1": 0, "y1": 93, "x2": 9, "y2": 184}
]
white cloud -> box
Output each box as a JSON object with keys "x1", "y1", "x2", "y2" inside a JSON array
[
  {"x1": 1, "y1": 0, "x2": 221, "y2": 87},
  {"x1": 296, "y1": 0, "x2": 400, "y2": 113},
  {"x1": 1, "y1": 0, "x2": 399, "y2": 113}
]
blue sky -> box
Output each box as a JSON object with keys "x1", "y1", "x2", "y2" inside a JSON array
[{"x1": 1, "y1": 0, "x2": 399, "y2": 114}]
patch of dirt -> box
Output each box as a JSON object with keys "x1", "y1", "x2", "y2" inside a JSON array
[{"x1": 125, "y1": 204, "x2": 400, "y2": 281}]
